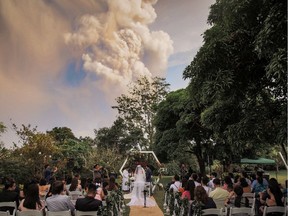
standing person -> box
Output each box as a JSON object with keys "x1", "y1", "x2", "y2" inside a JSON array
[
  {"x1": 180, "y1": 163, "x2": 188, "y2": 180},
  {"x1": 46, "y1": 180, "x2": 75, "y2": 212},
  {"x1": 121, "y1": 167, "x2": 130, "y2": 192},
  {"x1": 75, "y1": 183, "x2": 102, "y2": 211},
  {"x1": 44, "y1": 164, "x2": 57, "y2": 183},
  {"x1": 127, "y1": 165, "x2": 156, "y2": 206},
  {"x1": 19, "y1": 183, "x2": 44, "y2": 211},
  {"x1": 93, "y1": 164, "x2": 103, "y2": 181}
]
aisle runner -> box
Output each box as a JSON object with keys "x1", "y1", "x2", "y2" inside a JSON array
[{"x1": 128, "y1": 197, "x2": 164, "y2": 216}]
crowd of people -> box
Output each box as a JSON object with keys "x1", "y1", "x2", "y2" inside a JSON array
[
  {"x1": 0, "y1": 163, "x2": 125, "y2": 215},
  {"x1": 166, "y1": 167, "x2": 287, "y2": 216},
  {"x1": 0, "y1": 162, "x2": 286, "y2": 215}
]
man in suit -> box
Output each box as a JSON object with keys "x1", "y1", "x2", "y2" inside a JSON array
[{"x1": 75, "y1": 183, "x2": 102, "y2": 211}]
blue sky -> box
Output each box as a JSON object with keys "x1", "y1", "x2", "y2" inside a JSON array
[{"x1": 0, "y1": 0, "x2": 215, "y2": 147}]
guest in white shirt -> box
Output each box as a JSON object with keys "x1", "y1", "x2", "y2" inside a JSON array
[
  {"x1": 169, "y1": 174, "x2": 182, "y2": 193},
  {"x1": 208, "y1": 172, "x2": 217, "y2": 189}
]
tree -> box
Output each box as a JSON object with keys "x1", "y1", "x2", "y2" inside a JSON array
[
  {"x1": 183, "y1": 0, "x2": 287, "y2": 161},
  {"x1": 11, "y1": 124, "x2": 58, "y2": 178},
  {"x1": 154, "y1": 89, "x2": 213, "y2": 175},
  {"x1": 112, "y1": 76, "x2": 169, "y2": 150}
]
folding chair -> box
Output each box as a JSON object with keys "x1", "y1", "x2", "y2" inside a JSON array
[
  {"x1": 202, "y1": 208, "x2": 225, "y2": 216},
  {"x1": 262, "y1": 206, "x2": 286, "y2": 216},
  {"x1": 0, "y1": 201, "x2": 17, "y2": 216},
  {"x1": 0, "y1": 211, "x2": 9, "y2": 216},
  {"x1": 75, "y1": 210, "x2": 98, "y2": 216},
  {"x1": 16, "y1": 210, "x2": 44, "y2": 216},
  {"x1": 45, "y1": 209, "x2": 71, "y2": 216},
  {"x1": 229, "y1": 207, "x2": 254, "y2": 216}
]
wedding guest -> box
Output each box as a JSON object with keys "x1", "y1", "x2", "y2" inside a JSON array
[
  {"x1": 46, "y1": 180, "x2": 75, "y2": 212},
  {"x1": 251, "y1": 171, "x2": 268, "y2": 195},
  {"x1": 201, "y1": 176, "x2": 212, "y2": 195},
  {"x1": 19, "y1": 183, "x2": 44, "y2": 211},
  {"x1": 68, "y1": 178, "x2": 82, "y2": 193},
  {"x1": 0, "y1": 178, "x2": 19, "y2": 214},
  {"x1": 169, "y1": 174, "x2": 182, "y2": 193},
  {"x1": 208, "y1": 172, "x2": 217, "y2": 189},
  {"x1": 181, "y1": 179, "x2": 195, "y2": 201},
  {"x1": 239, "y1": 177, "x2": 251, "y2": 193},
  {"x1": 75, "y1": 183, "x2": 102, "y2": 211},
  {"x1": 190, "y1": 186, "x2": 216, "y2": 216}
]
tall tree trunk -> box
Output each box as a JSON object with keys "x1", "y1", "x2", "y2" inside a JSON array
[{"x1": 195, "y1": 140, "x2": 206, "y2": 176}]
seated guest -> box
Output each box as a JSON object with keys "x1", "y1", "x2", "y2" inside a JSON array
[
  {"x1": 239, "y1": 177, "x2": 251, "y2": 193},
  {"x1": 46, "y1": 180, "x2": 75, "y2": 212},
  {"x1": 225, "y1": 185, "x2": 248, "y2": 207},
  {"x1": 201, "y1": 176, "x2": 212, "y2": 195},
  {"x1": 0, "y1": 178, "x2": 19, "y2": 214},
  {"x1": 75, "y1": 183, "x2": 102, "y2": 211},
  {"x1": 169, "y1": 174, "x2": 182, "y2": 193},
  {"x1": 209, "y1": 178, "x2": 229, "y2": 208},
  {"x1": 68, "y1": 177, "x2": 82, "y2": 193},
  {"x1": 181, "y1": 179, "x2": 195, "y2": 201},
  {"x1": 38, "y1": 178, "x2": 50, "y2": 198},
  {"x1": 190, "y1": 186, "x2": 216, "y2": 216},
  {"x1": 259, "y1": 178, "x2": 284, "y2": 215},
  {"x1": 106, "y1": 177, "x2": 118, "y2": 191},
  {"x1": 19, "y1": 183, "x2": 44, "y2": 211},
  {"x1": 222, "y1": 176, "x2": 233, "y2": 191},
  {"x1": 251, "y1": 171, "x2": 268, "y2": 195}
]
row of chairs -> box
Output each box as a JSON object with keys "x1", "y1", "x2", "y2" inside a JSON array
[
  {"x1": 0, "y1": 208, "x2": 98, "y2": 216},
  {"x1": 0, "y1": 201, "x2": 98, "y2": 216}
]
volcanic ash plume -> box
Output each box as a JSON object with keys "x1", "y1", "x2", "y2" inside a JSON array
[{"x1": 65, "y1": 0, "x2": 173, "y2": 91}]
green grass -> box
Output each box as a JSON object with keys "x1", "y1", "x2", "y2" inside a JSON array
[{"x1": 269, "y1": 169, "x2": 287, "y2": 187}]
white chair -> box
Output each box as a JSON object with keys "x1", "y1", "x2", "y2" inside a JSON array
[
  {"x1": 242, "y1": 193, "x2": 255, "y2": 207},
  {"x1": 202, "y1": 208, "x2": 225, "y2": 215},
  {"x1": 16, "y1": 210, "x2": 44, "y2": 216},
  {"x1": 75, "y1": 210, "x2": 98, "y2": 216},
  {"x1": 69, "y1": 191, "x2": 83, "y2": 200},
  {"x1": 263, "y1": 206, "x2": 286, "y2": 216},
  {"x1": 45, "y1": 210, "x2": 71, "y2": 216},
  {"x1": 0, "y1": 201, "x2": 17, "y2": 216},
  {"x1": 0, "y1": 211, "x2": 10, "y2": 216},
  {"x1": 229, "y1": 207, "x2": 254, "y2": 216},
  {"x1": 213, "y1": 198, "x2": 226, "y2": 209}
]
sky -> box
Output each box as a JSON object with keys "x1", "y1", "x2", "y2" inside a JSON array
[{"x1": 0, "y1": 0, "x2": 215, "y2": 148}]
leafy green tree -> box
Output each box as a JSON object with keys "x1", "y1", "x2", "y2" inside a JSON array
[
  {"x1": 154, "y1": 89, "x2": 213, "y2": 174},
  {"x1": 47, "y1": 127, "x2": 94, "y2": 175},
  {"x1": 11, "y1": 124, "x2": 58, "y2": 178},
  {"x1": 112, "y1": 76, "x2": 169, "y2": 150},
  {"x1": 183, "y1": 0, "x2": 287, "y2": 161}
]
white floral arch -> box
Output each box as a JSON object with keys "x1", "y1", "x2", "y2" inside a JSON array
[{"x1": 119, "y1": 146, "x2": 164, "y2": 193}]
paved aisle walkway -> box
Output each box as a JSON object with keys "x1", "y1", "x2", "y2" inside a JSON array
[
  {"x1": 128, "y1": 197, "x2": 164, "y2": 216},
  {"x1": 129, "y1": 204, "x2": 164, "y2": 216}
]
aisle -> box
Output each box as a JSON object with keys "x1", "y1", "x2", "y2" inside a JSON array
[
  {"x1": 129, "y1": 200, "x2": 164, "y2": 216},
  {"x1": 124, "y1": 193, "x2": 164, "y2": 216}
]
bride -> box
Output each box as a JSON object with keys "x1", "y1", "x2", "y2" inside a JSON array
[{"x1": 127, "y1": 164, "x2": 156, "y2": 207}]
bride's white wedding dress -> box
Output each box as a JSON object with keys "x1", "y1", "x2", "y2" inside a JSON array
[{"x1": 127, "y1": 165, "x2": 156, "y2": 207}]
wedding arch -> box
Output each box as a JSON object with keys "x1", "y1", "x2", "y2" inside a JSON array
[{"x1": 119, "y1": 145, "x2": 164, "y2": 193}]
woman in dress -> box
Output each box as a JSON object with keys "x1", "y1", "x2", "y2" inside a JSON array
[
  {"x1": 127, "y1": 165, "x2": 156, "y2": 206},
  {"x1": 19, "y1": 183, "x2": 44, "y2": 211},
  {"x1": 121, "y1": 167, "x2": 130, "y2": 192}
]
